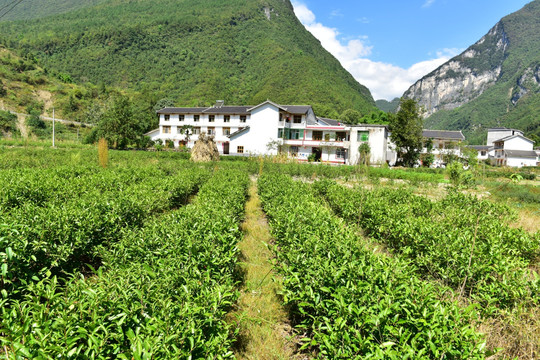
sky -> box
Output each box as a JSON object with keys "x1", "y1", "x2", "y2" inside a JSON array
[{"x1": 291, "y1": 0, "x2": 532, "y2": 101}]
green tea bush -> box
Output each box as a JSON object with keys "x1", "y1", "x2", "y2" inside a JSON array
[
  {"x1": 258, "y1": 173, "x2": 485, "y2": 358},
  {"x1": 315, "y1": 181, "x2": 539, "y2": 310},
  {"x1": 0, "y1": 169, "x2": 249, "y2": 358}
]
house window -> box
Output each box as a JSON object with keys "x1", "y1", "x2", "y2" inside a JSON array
[
  {"x1": 293, "y1": 115, "x2": 302, "y2": 123},
  {"x1": 279, "y1": 113, "x2": 283, "y2": 122},
  {"x1": 192, "y1": 127, "x2": 201, "y2": 135},
  {"x1": 177, "y1": 127, "x2": 183, "y2": 134},
  {"x1": 336, "y1": 148, "x2": 346, "y2": 159},
  {"x1": 357, "y1": 131, "x2": 369, "y2": 142},
  {"x1": 163, "y1": 126, "x2": 171, "y2": 134},
  {"x1": 179, "y1": 115, "x2": 184, "y2": 121},
  {"x1": 194, "y1": 115, "x2": 200, "y2": 122},
  {"x1": 164, "y1": 114, "x2": 170, "y2": 121},
  {"x1": 290, "y1": 146, "x2": 299, "y2": 156},
  {"x1": 223, "y1": 127, "x2": 231, "y2": 136},
  {"x1": 312, "y1": 131, "x2": 322, "y2": 141},
  {"x1": 240, "y1": 115, "x2": 247, "y2": 123},
  {"x1": 209, "y1": 115, "x2": 215, "y2": 122},
  {"x1": 289, "y1": 129, "x2": 303, "y2": 140},
  {"x1": 207, "y1": 127, "x2": 215, "y2": 136},
  {"x1": 224, "y1": 115, "x2": 230, "y2": 123},
  {"x1": 336, "y1": 132, "x2": 346, "y2": 141},
  {"x1": 481, "y1": 151, "x2": 486, "y2": 156},
  {"x1": 237, "y1": 146, "x2": 244, "y2": 154},
  {"x1": 278, "y1": 128, "x2": 284, "y2": 138}
]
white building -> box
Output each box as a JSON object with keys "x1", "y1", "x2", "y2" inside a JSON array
[
  {"x1": 148, "y1": 100, "x2": 390, "y2": 165},
  {"x1": 492, "y1": 134, "x2": 536, "y2": 167},
  {"x1": 422, "y1": 130, "x2": 465, "y2": 164},
  {"x1": 487, "y1": 128, "x2": 524, "y2": 147}
]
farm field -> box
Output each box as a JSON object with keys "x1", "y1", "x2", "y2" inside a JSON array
[{"x1": 0, "y1": 145, "x2": 539, "y2": 359}]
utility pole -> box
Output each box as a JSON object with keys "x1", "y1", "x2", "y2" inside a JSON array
[{"x1": 52, "y1": 107, "x2": 55, "y2": 148}]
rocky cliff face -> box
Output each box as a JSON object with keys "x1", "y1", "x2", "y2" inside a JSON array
[{"x1": 404, "y1": 22, "x2": 509, "y2": 117}]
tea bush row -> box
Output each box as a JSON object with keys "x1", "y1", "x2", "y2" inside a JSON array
[
  {"x1": 313, "y1": 180, "x2": 539, "y2": 310},
  {"x1": 0, "y1": 169, "x2": 249, "y2": 358},
  {"x1": 258, "y1": 172, "x2": 485, "y2": 359},
  {"x1": 0, "y1": 167, "x2": 210, "y2": 299}
]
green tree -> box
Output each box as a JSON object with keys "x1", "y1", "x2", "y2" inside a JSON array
[
  {"x1": 340, "y1": 109, "x2": 362, "y2": 124},
  {"x1": 98, "y1": 95, "x2": 143, "y2": 149},
  {"x1": 0, "y1": 110, "x2": 17, "y2": 134},
  {"x1": 358, "y1": 142, "x2": 371, "y2": 165},
  {"x1": 0, "y1": 79, "x2": 6, "y2": 97},
  {"x1": 389, "y1": 98, "x2": 424, "y2": 167},
  {"x1": 153, "y1": 98, "x2": 175, "y2": 112},
  {"x1": 420, "y1": 138, "x2": 434, "y2": 167}
]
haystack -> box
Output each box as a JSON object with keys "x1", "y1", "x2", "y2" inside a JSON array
[{"x1": 191, "y1": 132, "x2": 220, "y2": 162}]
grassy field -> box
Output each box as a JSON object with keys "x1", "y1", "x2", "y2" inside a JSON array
[{"x1": 0, "y1": 143, "x2": 538, "y2": 359}]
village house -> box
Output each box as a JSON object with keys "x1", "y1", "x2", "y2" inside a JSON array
[
  {"x1": 467, "y1": 128, "x2": 537, "y2": 167},
  {"x1": 148, "y1": 100, "x2": 390, "y2": 165}
]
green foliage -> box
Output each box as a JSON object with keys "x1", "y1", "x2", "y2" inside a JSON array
[
  {"x1": 447, "y1": 161, "x2": 476, "y2": 188},
  {"x1": 96, "y1": 95, "x2": 144, "y2": 149},
  {"x1": 0, "y1": 0, "x2": 375, "y2": 115},
  {"x1": 390, "y1": 98, "x2": 424, "y2": 166},
  {"x1": 0, "y1": 79, "x2": 6, "y2": 96},
  {"x1": 0, "y1": 110, "x2": 17, "y2": 134},
  {"x1": 358, "y1": 142, "x2": 370, "y2": 165},
  {"x1": 375, "y1": 97, "x2": 400, "y2": 113},
  {"x1": 153, "y1": 98, "x2": 175, "y2": 112},
  {"x1": 258, "y1": 173, "x2": 486, "y2": 358},
  {"x1": 340, "y1": 108, "x2": 362, "y2": 124},
  {"x1": 314, "y1": 180, "x2": 539, "y2": 311},
  {"x1": 0, "y1": 162, "x2": 250, "y2": 358}
]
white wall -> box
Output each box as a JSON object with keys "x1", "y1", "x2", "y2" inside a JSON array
[
  {"x1": 506, "y1": 157, "x2": 536, "y2": 168},
  {"x1": 503, "y1": 136, "x2": 534, "y2": 151},
  {"x1": 349, "y1": 126, "x2": 387, "y2": 165},
  {"x1": 230, "y1": 104, "x2": 280, "y2": 155}
]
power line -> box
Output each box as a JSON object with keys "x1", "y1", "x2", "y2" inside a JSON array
[{"x1": 0, "y1": 0, "x2": 24, "y2": 21}]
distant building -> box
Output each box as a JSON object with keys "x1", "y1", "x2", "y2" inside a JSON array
[
  {"x1": 147, "y1": 100, "x2": 390, "y2": 165},
  {"x1": 465, "y1": 128, "x2": 537, "y2": 167},
  {"x1": 422, "y1": 130, "x2": 465, "y2": 165},
  {"x1": 492, "y1": 133, "x2": 536, "y2": 167}
]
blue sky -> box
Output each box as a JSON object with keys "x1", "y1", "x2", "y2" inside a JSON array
[{"x1": 292, "y1": 0, "x2": 531, "y2": 100}]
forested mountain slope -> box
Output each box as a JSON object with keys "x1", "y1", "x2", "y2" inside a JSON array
[
  {"x1": 404, "y1": 0, "x2": 540, "y2": 144},
  {"x1": 0, "y1": 0, "x2": 375, "y2": 115}
]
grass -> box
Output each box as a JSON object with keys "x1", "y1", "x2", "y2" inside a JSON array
[{"x1": 228, "y1": 180, "x2": 298, "y2": 360}]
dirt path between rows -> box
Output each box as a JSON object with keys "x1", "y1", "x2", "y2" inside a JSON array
[{"x1": 229, "y1": 180, "x2": 302, "y2": 360}]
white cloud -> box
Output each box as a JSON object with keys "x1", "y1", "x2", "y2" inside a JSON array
[
  {"x1": 422, "y1": 0, "x2": 436, "y2": 8},
  {"x1": 292, "y1": 2, "x2": 315, "y2": 24},
  {"x1": 292, "y1": 1, "x2": 457, "y2": 100}
]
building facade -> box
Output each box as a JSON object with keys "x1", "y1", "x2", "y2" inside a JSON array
[
  {"x1": 148, "y1": 100, "x2": 389, "y2": 165},
  {"x1": 492, "y1": 134, "x2": 536, "y2": 167}
]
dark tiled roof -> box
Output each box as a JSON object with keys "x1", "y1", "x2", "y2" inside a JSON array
[
  {"x1": 468, "y1": 145, "x2": 492, "y2": 151},
  {"x1": 423, "y1": 130, "x2": 465, "y2": 141},
  {"x1": 316, "y1": 117, "x2": 342, "y2": 126},
  {"x1": 505, "y1": 150, "x2": 538, "y2": 158},
  {"x1": 488, "y1": 127, "x2": 522, "y2": 132},
  {"x1": 203, "y1": 106, "x2": 251, "y2": 114},
  {"x1": 228, "y1": 126, "x2": 250, "y2": 138},
  {"x1": 494, "y1": 134, "x2": 534, "y2": 143},
  {"x1": 280, "y1": 105, "x2": 311, "y2": 115},
  {"x1": 157, "y1": 107, "x2": 207, "y2": 114}
]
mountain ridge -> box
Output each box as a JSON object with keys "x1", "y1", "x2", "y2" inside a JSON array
[
  {"x1": 0, "y1": 0, "x2": 375, "y2": 116},
  {"x1": 403, "y1": 0, "x2": 540, "y2": 144}
]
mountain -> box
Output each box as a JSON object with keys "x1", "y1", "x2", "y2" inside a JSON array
[
  {"x1": 375, "y1": 98, "x2": 400, "y2": 113},
  {"x1": 0, "y1": 0, "x2": 375, "y2": 115},
  {"x1": 403, "y1": 1, "x2": 540, "y2": 144}
]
